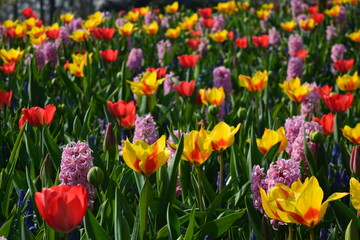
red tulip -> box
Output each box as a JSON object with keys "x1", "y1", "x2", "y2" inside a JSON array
[
  {"x1": 4, "y1": 29, "x2": 15, "y2": 39},
  {"x1": 252, "y1": 35, "x2": 269, "y2": 48},
  {"x1": 0, "y1": 90, "x2": 12, "y2": 108},
  {"x1": 21, "y1": 7, "x2": 38, "y2": 19},
  {"x1": 35, "y1": 184, "x2": 88, "y2": 233},
  {"x1": 178, "y1": 54, "x2": 199, "y2": 68},
  {"x1": 227, "y1": 31, "x2": 234, "y2": 41},
  {"x1": 323, "y1": 92, "x2": 354, "y2": 112},
  {"x1": 308, "y1": 5, "x2": 318, "y2": 14},
  {"x1": 46, "y1": 29, "x2": 60, "y2": 39},
  {"x1": 313, "y1": 113, "x2": 335, "y2": 135},
  {"x1": 107, "y1": 100, "x2": 136, "y2": 129},
  {"x1": 173, "y1": 80, "x2": 196, "y2": 97},
  {"x1": 234, "y1": 37, "x2": 248, "y2": 48},
  {"x1": 333, "y1": 59, "x2": 354, "y2": 73},
  {"x1": 187, "y1": 38, "x2": 200, "y2": 50},
  {"x1": 189, "y1": 30, "x2": 202, "y2": 37},
  {"x1": 317, "y1": 85, "x2": 332, "y2": 99},
  {"x1": 18, "y1": 104, "x2": 56, "y2": 129},
  {"x1": 91, "y1": 28, "x2": 115, "y2": 40},
  {"x1": 293, "y1": 49, "x2": 308, "y2": 62},
  {"x1": 0, "y1": 62, "x2": 16, "y2": 74},
  {"x1": 311, "y1": 13, "x2": 324, "y2": 24},
  {"x1": 99, "y1": 49, "x2": 119, "y2": 62},
  {"x1": 146, "y1": 67, "x2": 167, "y2": 79},
  {"x1": 202, "y1": 19, "x2": 215, "y2": 28},
  {"x1": 199, "y1": 8, "x2": 212, "y2": 19}
]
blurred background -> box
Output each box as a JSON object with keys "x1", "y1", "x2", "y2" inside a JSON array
[{"x1": 0, "y1": 0, "x2": 235, "y2": 24}]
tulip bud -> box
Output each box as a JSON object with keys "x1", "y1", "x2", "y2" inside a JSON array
[
  {"x1": 237, "y1": 107, "x2": 247, "y2": 119},
  {"x1": 350, "y1": 146, "x2": 360, "y2": 177},
  {"x1": 208, "y1": 105, "x2": 219, "y2": 116},
  {"x1": 73, "y1": 116, "x2": 82, "y2": 136},
  {"x1": 87, "y1": 166, "x2": 104, "y2": 187},
  {"x1": 103, "y1": 122, "x2": 116, "y2": 150},
  {"x1": 309, "y1": 130, "x2": 324, "y2": 143}
]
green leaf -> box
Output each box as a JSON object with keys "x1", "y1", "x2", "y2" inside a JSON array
[
  {"x1": 194, "y1": 210, "x2": 246, "y2": 239},
  {"x1": 345, "y1": 220, "x2": 359, "y2": 240},
  {"x1": 184, "y1": 206, "x2": 196, "y2": 240},
  {"x1": 84, "y1": 210, "x2": 112, "y2": 240},
  {"x1": 114, "y1": 188, "x2": 131, "y2": 240},
  {"x1": 167, "y1": 204, "x2": 181, "y2": 239},
  {"x1": 43, "y1": 127, "x2": 61, "y2": 170},
  {"x1": 331, "y1": 200, "x2": 360, "y2": 231},
  {"x1": 0, "y1": 215, "x2": 14, "y2": 237},
  {"x1": 21, "y1": 216, "x2": 35, "y2": 240},
  {"x1": 327, "y1": 226, "x2": 338, "y2": 240},
  {"x1": 303, "y1": 130, "x2": 316, "y2": 176},
  {"x1": 245, "y1": 196, "x2": 265, "y2": 240}
]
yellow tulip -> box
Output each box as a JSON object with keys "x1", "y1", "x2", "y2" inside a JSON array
[
  {"x1": 165, "y1": 26, "x2": 181, "y2": 38},
  {"x1": 29, "y1": 33, "x2": 47, "y2": 45},
  {"x1": 178, "y1": 14, "x2": 198, "y2": 30},
  {"x1": 143, "y1": 21, "x2": 159, "y2": 34},
  {"x1": 45, "y1": 23, "x2": 59, "y2": 31},
  {"x1": 350, "y1": 178, "x2": 360, "y2": 212},
  {"x1": 139, "y1": 7, "x2": 150, "y2": 17},
  {"x1": 87, "y1": 11, "x2": 103, "y2": 25},
  {"x1": 14, "y1": 24, "x2": 26, "y2": 38},
  {"x1": 199, "y1": 87, "x2": 225, "y2": 106},
  {"x1": 71, "y1": 52, "x2": 93, "y2": 66},
  {"x1": 256, "y1": 127, "x2": 288, "y2": 154},
  {"x1": 238, "y1": 70, "x2": 268, "y2": 92},
  {"x1": 324, "y1": 5, "x2": 341, "y2": 17},
  {"x1": 82, "y1": 19, "x2": 98, "y2": 30},
  {"x1": 341, "y1": 123, "x2": 360, "y2": 144},
  {"x1": 336, "y1": 71, "x2": 360, "y2": 91},
  {"x1": 210, "y1": 122, "x2": 241, "y2": 152},
  {"x1": 0, "y1": 47, "x2": 24, "y2": 63},
  {"x1": 117, "y1": 22, "x2": 138, "y2": 36},
  {"x1": 27, "y1": 26, "x2": 44, "y2": 38},
  {"x1": 165, "y1": 1, "x2": 179, "y2": 14},
  {"x1": 279, "y1": 77, "x2": 313, "y2": 102},
  {"x1": 260, "y1": 176, "x2": 348, "y2": 228},
  {"x1": 60, "y1": 13, "x2": 74, "y2": 23},
  {"x1": 3, "y1": 19, "x2": 18, "y2": 29},
  {"x1": 280, "y1": 20, "x2": 297, "y2": 32},
  {"x1": 68, "y1": 62, "x2": 85, "y2": 77},
  {"x1": 208, "y1": 30, "x2": 228, "y2": 42},
  {"x1": 299, "y1": 18, "x2": 315, "y2": 31},
  {"x1": 256, "y1": 9, "x2": 271, "y2": 20},
  {"x1": 123, "y1": 135, "x2": 170, "y2": 177},
  {"x1": 261, "y1": 3, "x2": 274, "y2": 10},
  {"x1": 126, "y1": 11, "x2": 140, "y2": 22},
  {"x1": 180, "y1": 129, "x2": 213, "y2": 166},
  {"x1": 23, "y1": 17, "x2": 36, "y2": 29},
  {"x1": 127, "y1": 71, "x2": 165, "y2": 96},
  {"x1": 214, "y1": 1, "x2": 236, "y2": 13},
  {"x1": 70, "y1": 30, "x2": 89, "y2": 42},
  {"x1": 348, "y1": 30, "x2": 360, "y2": 42}
]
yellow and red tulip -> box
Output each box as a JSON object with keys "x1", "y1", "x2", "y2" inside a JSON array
[
  {"x1": 324, "y1": 5, "x2": 341, "y2": 17},
  {"x1": 122, "y1": 135, "x2": 170, "y2": 177},
  {"x1": 0, "y1": 47, "x2": 24, "y2": 63},
  {"x1": 336, "y1": 71, "x2": 360, "y2": 91},
  {"x1": 127, "y1": 71, "x2": 165, "y2": 95},
  {"x1": 341, "y1": 123, "x2": 360, "y2": 144},
  {"x1": 143, "y1": 21, "x2": 159, "y2": 34},
  {"x1": 280, "y1": 20, "x2": 297, "y2": 32},
  {"x1": 60, "y1": 13, "x2": 74, "y2": 24},
  {"x1": 260, "y1": 176, "x2": 348, "y2": 228},
  {"x1": 208, "y1": 30, "x2": 228, "y2": 42},
  {"x1": 117, "y1": 22, "x2": 138, "y2": 36},
  {"x1": 165, "y1": 26, "x2": 181, "y2": 38},
  {"x1": 348, "y1": 29, "x2": 360, "y2": 42},
  {"x1": 238, "y1": 70, "x2": 268, "y2": 92},
  {"x1": 279, "y1": 77, "x2": 313, "y2": 102},
  {"x1": 70, "y1": 30, "x2": 89, "y2": 42},
  {"x1": 256, "y1": 127, "x2": 288, "y2": 154},
  {"x1": 199, "y1": 87, "x2": 225, "y2": 106},
  {"x1": 350, "y1": 178, "x2": 360, "y2": 213},
  {"x1": 165, "y1": 1, "x2": 179, "y2": 14},
  {"x1": 210, "y1": 122, "x2": 241, "y2": 152}
]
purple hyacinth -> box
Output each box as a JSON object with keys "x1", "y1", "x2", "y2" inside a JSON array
[
  {"x1": 164, "y1": 71, "x2": 178, "y2": 95},
  {"x1": 213, "y1": 66, "x2": 232, "y2": 95},
  {"x1": 67, "y1": 17, "x2": 83, "y2": 32},
  {"x1": 35, "y1": 42, "x2": 57, "y2": 69},
  {"x1": 0, "y1": 237, "x2": 7, "y2": 240},
  {"x1": 161, "y1": 16, "x2": 170, "y2": 28},
  {"x1": 301, "y1": 83, "x2": 319, "y2": 118},
  {"x1": 167, "y1": 130, "x2": 184, "y2": 163},
  {"x1": 326, "y1": 25, "x2": 338, "y2": 41},
  {"x1": 126, "y1": 48, "x2": 143, "y2": 73},
  {"x1": 269, "y1": 27, "x2": 281, "y2": 46},
  {"x1": 285, "y1": 116, "x2": 322, "y2": 163},
  {"x1": 211, "y1": 14, "x2": 224, "y2": 33},
  {"x1": 59, "y1": 141, "x2": 95, "y2": 208},
  {"x1": 250, "y1": 165, "x2": 267, "y2": 213},
  {"x1": 198, "y1": 37, "x2": 209, "y2": 57},
  {"x1": 264, "y1": 158, "x2": 301, "y2": 190},
  {"x1": 157, "y1": 40, "x2": 171, "y2": 66},
  {"x1": 331, "y1": 44, "x2": 346, "y2": 62},
  {"x1": 260, "y1": 20, "x2": 268, "y2": 32},
  {"x1": 337, "y1": 6, "x2": 346, "y2": 23},
  {"x1": 0, "y1": 25, "x2": 5, "y2": 38},
  {"x1": 133, "y1": 114, "x2": 158, "y2": 144},
  {"x1": 286, "y1": 57, "x2": 303, "y2": 80},
  {"x1": 291, "y1": 0, "x2": 307, "y2": 17},
  {"x1": 55, "y1": 26, "x2": 71, "y2": 48},
  {"x1": 115, "y1": 18, "x2": 126, "y2": 27},
  {"x1": 288, "y1": 34, "x2": 302, "y2": 55},
  {"x1": 144, "y1": 12, "x2": 157, "y2": 25}
]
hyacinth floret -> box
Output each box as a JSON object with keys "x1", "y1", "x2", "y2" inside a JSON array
[
  {"x1": 133, "y1": 113, "x2": 158, "y2": 144},
  {"x1": 59, "y1": 141, "x2": 95, "y2": 208}
]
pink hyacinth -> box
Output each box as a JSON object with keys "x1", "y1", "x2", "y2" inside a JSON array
[
  {"x1": 213, "y1": 66, "x2": 232, "y2": 95},
  {"x1": 126, "y1": 48, "x2": 143, "y2": 73},
  {"x1": 250, "y1": 165, "x2": 267, "y2": 213},
  {"x1": 288, "y1": 34, "x2": 302, "y2": 55},
  {"x1": 301, "y1": 83, "x2": 319, "y2": 118},
  {"x1": 133, "y1": 114, "x2": 158, "y2": 144},
  {"x1": 264, "y1": 158, "x2": 301, "y2": 190},
  {"x1": 59, "y1": 141, "x2": 95, "y2": 208}
]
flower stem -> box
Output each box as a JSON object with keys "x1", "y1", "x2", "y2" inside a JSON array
[
  {"x1": 196, "y1": 166, "x2": 204, "y2": 214},
  {"x1": 254, "y1": 93, "x2": 259, "y2": 128},
  {"x1": 310, "y1": 228, "x2": 315, "y2": 240},
  {"x1": 288, "y1": 225, "x2": 294, "y2": 240},
  {"x1": 145, "y1": 177, "x2": 150, "y2": 238},
  {"x1": 219, "y1": 151, "x2": 224, "y2": 192},
  {"x1": 64, "y1": 233, "x2": 70, "y2": 240}
]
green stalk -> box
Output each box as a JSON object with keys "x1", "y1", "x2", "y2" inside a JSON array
[
  {"x1": 219, "y1": 151, "x2": 224, "y2": 192},
  {"x1": 145, "y1": 177, "x2": 150, "y2": 238},
  {"x1": 310, "y1": 228, "x2": 315, "y2": 240},
  {"x1": 288, "y1": 225, "x2": 294, "y2": 240},
  {"x1": 196, "y1": 166, "x2": 204, "y2": 214},
  {"x1": 64, "y1": 233, "x2": 70, "y2": 240}
]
